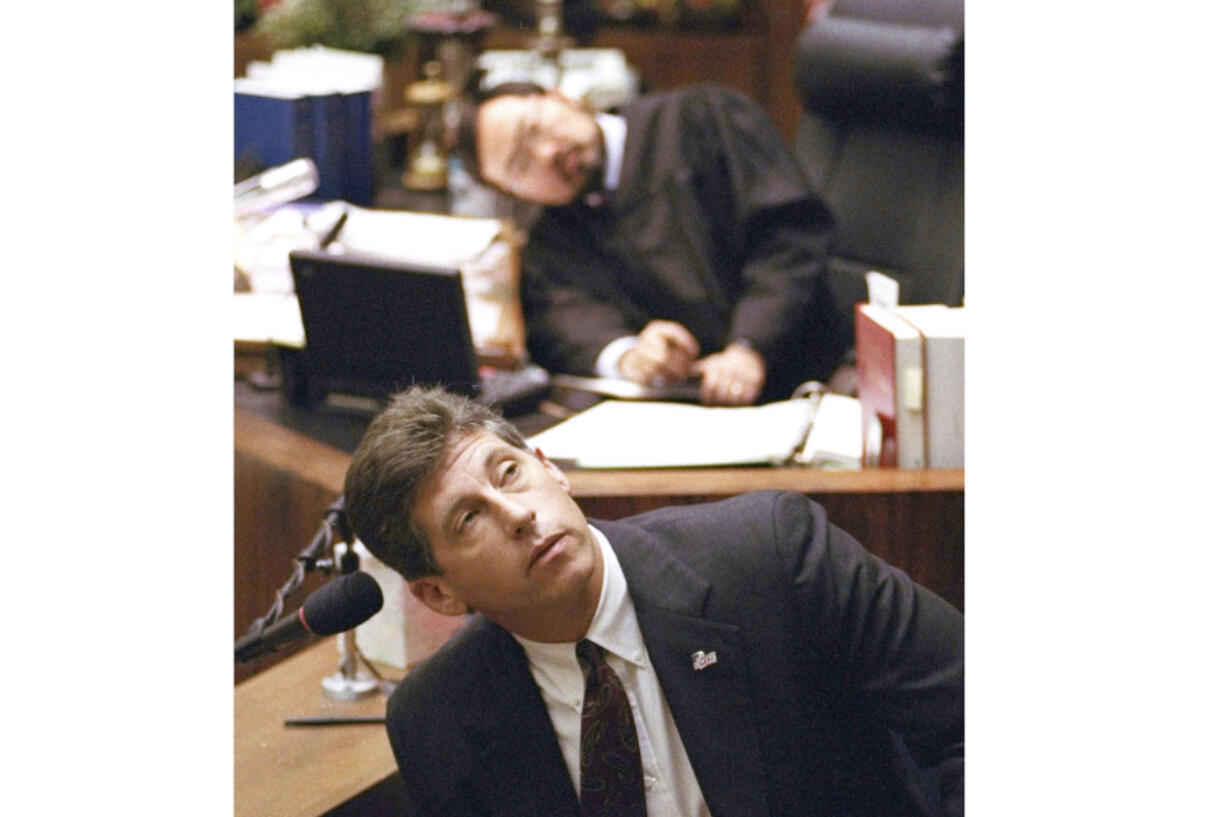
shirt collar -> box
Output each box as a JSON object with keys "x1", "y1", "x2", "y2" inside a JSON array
[
  {"x1": 583, "y1": 525, "x2": 646, "y2": 667},
  {"x1": 594, "y1": 112, "x2": 626, "y2": 194}
]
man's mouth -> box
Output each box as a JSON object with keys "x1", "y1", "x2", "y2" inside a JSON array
[
  {"x1": 558, "y1": 147, "x2": 587, "y2": 182},
  {"x1": 528, "y1": 533, "x2": 565, "y2": 570}
]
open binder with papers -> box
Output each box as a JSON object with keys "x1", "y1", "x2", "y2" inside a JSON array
[{"x1": 526, "y1": 390, "x2": 863, "y2": 470}]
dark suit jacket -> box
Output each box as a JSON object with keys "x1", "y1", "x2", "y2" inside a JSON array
[
  {"x1": 519, "y1": 86, "x2": 853, "y2": 401},
  {"x1": 385, "y1": 492, "x2": 963, "y2": 817}
]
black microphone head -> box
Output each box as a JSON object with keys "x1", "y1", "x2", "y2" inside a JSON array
[{"x1": 301, "y1": 571, "x2": 384, "y2": 636}]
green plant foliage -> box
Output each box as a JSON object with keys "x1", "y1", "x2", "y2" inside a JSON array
[
  {"x1": 256, "y1": 0, "x2": 447, "y2": 57},
  {"x1": 236, "y1": 0, "x2": 260, "y2": 31}
]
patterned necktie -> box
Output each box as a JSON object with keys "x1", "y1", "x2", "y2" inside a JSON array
[{"x1": 576, "y1": 639, "x2": 647, "y2": 817}]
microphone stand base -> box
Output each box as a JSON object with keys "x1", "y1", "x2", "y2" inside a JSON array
[{"x1": 321, "y1": 671, "x2": 380, "y2": 701}]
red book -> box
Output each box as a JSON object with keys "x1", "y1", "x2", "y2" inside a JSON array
[{"x1": 855, "y1": 304, "x2": 926, "y2": 468}]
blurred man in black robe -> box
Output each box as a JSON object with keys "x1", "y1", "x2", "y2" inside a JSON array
[{"x1": 456, "y1": 83, "x2": 852, "y2": 405}]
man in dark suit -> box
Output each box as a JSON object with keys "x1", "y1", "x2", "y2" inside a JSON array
[
  {"x1": 454, "y1": 83, "x2": 853, "y2": 406},
  {"x1": 344, "y1": 386, "x2": 963, "y2": 817}
]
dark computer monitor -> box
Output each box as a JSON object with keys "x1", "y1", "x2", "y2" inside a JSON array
[{"x1": 287, "y1": 249, "x2": 483, "y2": 407}]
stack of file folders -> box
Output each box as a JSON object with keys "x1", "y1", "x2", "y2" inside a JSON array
[
  {"x1": 855, "y1": 303, "x2": 965, "y2": 469},
  {"x1": 235, "y1": 46, "x2": 383, "y2": 206}
]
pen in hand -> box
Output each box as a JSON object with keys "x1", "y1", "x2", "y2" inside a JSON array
[{"x1": 319, "y1": 210, "x2": 349, "y2": 250}]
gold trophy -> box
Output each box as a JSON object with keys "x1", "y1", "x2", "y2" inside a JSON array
[{"x1": 402, "y1": 61, "x2": 455, "y2": 191}]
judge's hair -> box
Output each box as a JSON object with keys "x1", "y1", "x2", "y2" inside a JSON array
[
  {"x1": 452, "y1": 81, "x2": 547, "y2": 188},
  {"x1": 343, "y1": 386, "x2": 529, "y2": 580}
]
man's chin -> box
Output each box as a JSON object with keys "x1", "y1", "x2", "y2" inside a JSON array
[
  {"x1": 545, "y1": 178, "x2": 594, "y2": 207},
  {"x1": 532, "y1": 167, "x2": 600, "y2": 207},
  {"x1": 540, "y1": 188, "x2": 582, "y2": 207},
  {"x1": 575, "y1": 165, "x2": 604, "y2": 197}
]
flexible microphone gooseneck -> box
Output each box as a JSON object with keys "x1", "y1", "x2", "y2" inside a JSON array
[{"x1": 234, "y1": 571, "x2": 383, "y2": 663}]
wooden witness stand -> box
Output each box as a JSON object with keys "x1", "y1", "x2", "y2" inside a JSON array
[
  {"x1": 234, "y1": 407, "x2": 964, "y2": 816},
  {"x1": 234, "y1": 639, "x2": 404, "y2": 817}
]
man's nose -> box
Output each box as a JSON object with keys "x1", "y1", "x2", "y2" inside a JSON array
[
  {"x1": 492, "y1": 493, "x2": 534, "y2": 537},
  {"x1": 529, "y1": 135, "x2": 559, "y2": 166}
]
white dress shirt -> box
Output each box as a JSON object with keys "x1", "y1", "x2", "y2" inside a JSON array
[
  {"x1": 594, "y1": 111, "x2": 626, "y2": 198},
  {"x1": 514, "y1": 527, "x2": 711, "y2": 817}
]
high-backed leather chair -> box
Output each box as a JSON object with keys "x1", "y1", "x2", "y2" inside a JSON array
[{"x1": 793, "y1": 0, "x2": 964, "y2": 326}]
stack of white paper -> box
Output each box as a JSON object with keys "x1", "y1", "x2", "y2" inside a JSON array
[{"x1": 527, "y1": 397, "x2": 861, "y2": 469}]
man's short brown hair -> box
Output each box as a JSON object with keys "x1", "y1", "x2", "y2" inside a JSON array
[{"x1": 343, "y1": 386, "x2": 529, "y2": 580}]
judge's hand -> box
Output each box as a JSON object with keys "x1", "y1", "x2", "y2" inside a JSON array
[
  {"x1": 692, "y1": 343, "x2": 765, "y2": 406},
  {"x1": 618, "y1": 321, "x2": 700, "y2": 385}
]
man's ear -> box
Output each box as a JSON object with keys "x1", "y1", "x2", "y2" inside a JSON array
[
  {"x1": 409, "y1": 576, "x2": 469, "y2": 617},
  {"x1": 535, "y1": 447, "x2": 571, "y2": 493}
]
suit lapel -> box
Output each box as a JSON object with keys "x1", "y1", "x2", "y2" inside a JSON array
[
  {"x1": 598, "y1": 520, "x2": 772, "y2": 817},
  {"x1": 470, "y1": 625, "x2": 580, "y2": 817}
]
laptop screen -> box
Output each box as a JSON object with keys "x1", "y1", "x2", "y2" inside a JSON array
[{"x1": 289, "y1": 249, "x2": 481, "y2": 401}]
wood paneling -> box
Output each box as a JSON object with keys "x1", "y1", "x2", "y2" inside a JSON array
[
  {"x1": 569, "y1": 468, "x2": 964, "y2": 609},
  {"x1": 234, "y1": 410, "x2": 349, "y2": 683},
  {"x1": 484, "y1": 13, "x2": 803, "y2": 138}
]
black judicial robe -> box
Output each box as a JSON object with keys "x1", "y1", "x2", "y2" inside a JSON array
[{"x1": 520, "y1": 85, "x2": 852, "y2": 402}]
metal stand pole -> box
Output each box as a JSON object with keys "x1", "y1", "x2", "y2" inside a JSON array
[
  {"x1": 320, "y1": 539, "x2": 380, "y2": 701},
  {"x1": 321, "y1": 628, "x2": 381, "y2": 701}
]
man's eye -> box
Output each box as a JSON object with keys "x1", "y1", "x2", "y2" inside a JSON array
[
  {"x1": 457, "y1": 510, "x2": 477, "y2": 532},
  {"x1": 501, "y1": 462, "x2": 520, "y2": 483}
]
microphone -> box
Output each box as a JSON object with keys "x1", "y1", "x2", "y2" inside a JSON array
[{"x1": 235, "y1": 571, "x2": 383, "y2": 663}]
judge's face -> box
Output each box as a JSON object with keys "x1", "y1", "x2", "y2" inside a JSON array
[
  {"x1": 476, "y1": 92, "x2": 603, "y2": 206},
  {"x1": 407, "y1": 430, "x2": 602, "y2": 642}
]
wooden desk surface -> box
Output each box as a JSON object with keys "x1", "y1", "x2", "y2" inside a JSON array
[
  {"x1": 567, "y1": 464, "x2": 963, "y2": 497},
  {"x1": 234, "y1": 639, "x2": 405, "y2": 817}
]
